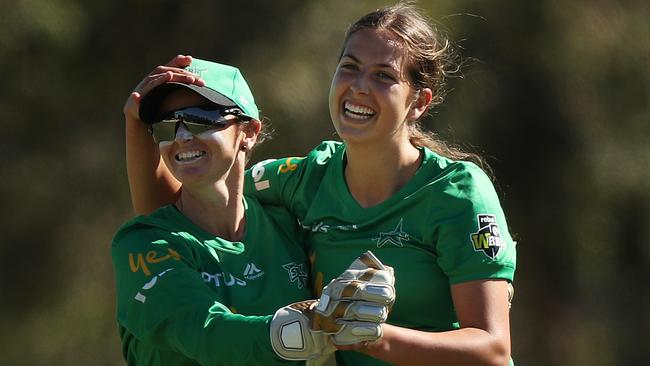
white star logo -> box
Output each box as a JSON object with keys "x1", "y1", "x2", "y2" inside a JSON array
[{"x1": 374, "y1": 218, "x2": 410, "y2": 248}]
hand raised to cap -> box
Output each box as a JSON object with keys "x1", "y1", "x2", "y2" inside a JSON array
[{"x1": 123, "y1": 55, "x2": 205, "y2": 122}]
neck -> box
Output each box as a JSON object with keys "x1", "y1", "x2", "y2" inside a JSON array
[
  {"x1": 176, "y1": 164, "x2": 247, "y2": 241},
  {"x1": 344, "y1": 139, "x2": 422, "y2": 208}
]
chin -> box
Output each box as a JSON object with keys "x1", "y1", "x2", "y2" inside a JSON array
[
  {"x1": 336, "y1": 129, "x2": 373, "y2": 146},
  {"x1": 335, "y1": 123, "x2": 374, "y2": 144},
  {"x1": 174, "y1": 168, "x2": 209, "y2": 183}
]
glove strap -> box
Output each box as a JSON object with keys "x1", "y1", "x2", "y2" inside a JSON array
[{"x1": 270, "y1": 301, "x2": 334, "y2": 360}]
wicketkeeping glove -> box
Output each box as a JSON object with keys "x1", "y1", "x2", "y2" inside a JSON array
[
  {"x1": 317, "y1": 250, "x2": 395, "y2": 345},
  {"x1": 270, "y1": 251, "x2": 395, "y2": 360}
]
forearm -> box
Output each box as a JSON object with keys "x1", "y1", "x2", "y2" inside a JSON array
[
  {"x1": 347, "y1": 324, "x2": 510, "y2": 366},
  {"x1": 122, "y1": 55, "x2": 199, "y2": 215},
  {"x1": 170, "y1": 310, "x2": 295, "y2": 365},
  {"x1": 127, "y1": 304, "x2": 296, "y2": 365},
  {"x1": 114, "y1": 238, "x2": 294, "y2": 365},
  {"x1": 125, "y1": 116, "x2": 180, "y2": 215}
]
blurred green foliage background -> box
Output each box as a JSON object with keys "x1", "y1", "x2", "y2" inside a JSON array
[{"x1": 1, "y1": 0, "x2": 648, "y2": 364}]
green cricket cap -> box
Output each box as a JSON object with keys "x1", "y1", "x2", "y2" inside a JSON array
[{"x1": 139, "y1": 58, "x2": 260, "y2": 123}]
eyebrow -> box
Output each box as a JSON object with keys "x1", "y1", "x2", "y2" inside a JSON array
[{"x1": 341, "y1": 53, "x2": 398, "y2": 71}]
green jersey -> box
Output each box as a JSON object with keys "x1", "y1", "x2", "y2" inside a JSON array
[
  {"x1": 111, "y1": 197, "x2": 311, "y2": 365},
  {"x1": 245, "y1": 141, "x2": 517, "y2": 366}
]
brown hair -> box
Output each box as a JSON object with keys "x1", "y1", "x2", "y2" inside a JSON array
[{"x1": 343, "y1": 2, "x2": 489, "y2": 171}]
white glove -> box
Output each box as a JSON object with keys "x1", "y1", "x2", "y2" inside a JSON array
[
  {"x1": 270, "y1": 251, "x2": 395, "y2": 360},
  {"x1": 269, "y1": 299, "x2": 336, "y2": 361},
  {"x1": 317, "y1": 250, "x2": 395, "y2": 345}
]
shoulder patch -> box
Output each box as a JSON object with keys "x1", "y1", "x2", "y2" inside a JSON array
[{"x1": 470, "y1": 214, "x2": 506, "y2": 259}]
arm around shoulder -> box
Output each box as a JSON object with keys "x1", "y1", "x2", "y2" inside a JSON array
[
  {"x1": 125, "y1": 114, "x2": 180, "y2": 215},
  {"x1": 123, "y1": 55, "x2": 205, "y2": 215}
]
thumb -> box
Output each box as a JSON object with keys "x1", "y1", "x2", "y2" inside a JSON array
[
  {"x1": 123, "y1": 92, "x2": 143, "y2": 119},
  {"x1": 349, "y1": 251, "x2": 387, "y2": 271}
]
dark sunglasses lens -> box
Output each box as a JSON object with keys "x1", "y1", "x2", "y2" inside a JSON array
[
  {"x1": 151, "y1": 121, "x2": 227, "y2": 143},
  {"x1": 151, "y1": 121, "x2": 178, "y2": 143},
  {"x1": 151, "y1": 107, "x2": 236, "y2": 143},
  {"x1": 184, "y1": 122, "x2": 219, "y2": 136}
]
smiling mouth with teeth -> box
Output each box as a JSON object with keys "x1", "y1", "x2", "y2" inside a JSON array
[
  {"x1": 175, "y1": 150, "x2": 206, "y2": 162},
  {"x1": 344, "y1": 101, "x2": 376, "y2": 120}
]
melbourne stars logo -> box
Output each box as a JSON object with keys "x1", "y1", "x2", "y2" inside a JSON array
[
  {"x1": 374, "y1": 218, "x2": 410, "y2": 248},
  {"x1": 282, "y1": 262, "x2": 308, "y2": 289},
  {"x1": 185, "y1": 66, "x2": 208, "y2": 78}
]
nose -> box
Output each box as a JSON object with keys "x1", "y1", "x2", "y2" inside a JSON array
[
  {"x1": 175, "y1": 123, "x2": 193, "y2": 141},
  {"x1": 350, "y1": 73, "x2": 369, "y2": 95}
]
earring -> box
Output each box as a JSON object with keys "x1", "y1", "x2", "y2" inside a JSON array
[{"x1": 241, "y1": 144, "x2": 248, "y2": 151}]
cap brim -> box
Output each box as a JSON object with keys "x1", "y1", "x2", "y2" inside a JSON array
[{"x1": 139, "y1": 82, "x2": 237, "y2": 124}]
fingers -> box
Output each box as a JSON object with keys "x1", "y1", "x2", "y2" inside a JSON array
[
  {"x1": 346, "y1": 251, "x2": 386, "y2": 271},
  {"x1": 316, "y1": 250, "x2": 396, "y2": 317},
  {"x1": 338, "y1": 301, "x2": 388, "y2": 323},
  {"x1": 315, "y1": 300, "x2": 387, "y2": 327},
  {"x1": 305, "y1": 251, "x2": 396, "y2": 348},
  {"x1": 165, "y1": 54, "x2": 193, "y2": 68},
  {"x1": 332, "y1": 268, "x2": 395, "y2": 285},
  {"x1": 311, "y1": 306, "x2": 385, "y2": 346},
  {"x1": 339, "y1": 251, "x2": 394, "y2": 285},
  {"x1": 134, "y1": 54, "x2": 206, "y2": 98},
  {"x1": 156, "y1": 54, "x2": 203, "y2": 86},
  {"x1": 136, "y1": 68, "x2": 203, "y2": 97},
  {"x1": 318, "y1": 252, "x2": 395, "y2": 313},
  {"x1": 125, "y1": 55, "x2": 206, "y2": 119},
  {"x1": 319, "y1": 279, "x2": 394, "y2": 310},
  {"x1": 341, "y1": 280, "x2": 395, "y2": 304},
  {"x1": 331, "y1": 321, "x2": 382, "y2": 345}
]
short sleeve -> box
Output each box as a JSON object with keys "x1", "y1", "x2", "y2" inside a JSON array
[
  {"x1": 244, "y1": 157, "x2": 305, "y2": 207},
  {"x1": 244, "y1": 141, "x2": 340, "y2": 217},
  {"x1": 435, "y1": 164, "x2": 517, "y2": 285}
]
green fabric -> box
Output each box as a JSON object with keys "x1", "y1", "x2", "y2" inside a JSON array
[
  {"x1": 111, "y1": 197, "x2": 310, "y2": 365},
  {"x1": 186, "y1": 58, "x2": 259, "y2": 120},
  {"x1": 138, "y1": 58, "x2": 259, "y2": 124},
  {"x1": 244, "y1": 140, "x2": 517, "y2": 366}
]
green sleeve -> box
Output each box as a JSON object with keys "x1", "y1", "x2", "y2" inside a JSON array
[
  {"x1": 435, "y1": 163, "x2": 517, "y2": 285},
  {"x1": 244, "y1": 141, "x2": 339, "y2": 215},
  {"x1": 244, "y1": 157, "x2": 305, "y2": 208},
  {"x1": 111, "y1": 226, "x2": 300, "y2": 365}
]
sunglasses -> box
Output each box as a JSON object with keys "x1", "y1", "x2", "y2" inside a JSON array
[{"x1": 149, "y1": 106, "x2": 249, "y2": 143}]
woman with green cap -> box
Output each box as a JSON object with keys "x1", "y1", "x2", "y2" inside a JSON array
[{"x1": 113, "y1": 57, "x2": 395, "y2": 365}]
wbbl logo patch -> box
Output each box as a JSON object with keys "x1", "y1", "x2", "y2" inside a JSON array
[{"x1": 470, "y1": 214, "x2": 506, "y2": 259}]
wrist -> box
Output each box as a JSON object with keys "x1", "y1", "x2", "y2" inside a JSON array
[
  {"x1": 125, "y1": 114, "x2": 152, "y2": 138},
  {"x1": 125, "y1": 112, "x2": 145, "y2": 125}
]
